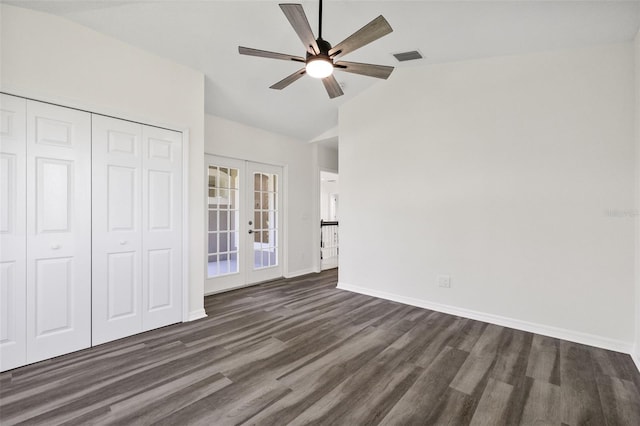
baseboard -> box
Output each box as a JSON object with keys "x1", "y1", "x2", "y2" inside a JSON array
[
  {"x1": 186, "y1": 308, "x2": 207, "y2": 322},
  {"x1": 632, "y1": 353, "x2": 640, "y2": 373},
  {"x1": 337, "y1": 282, "x2": 633, "y2": 355},
  {"x1": 284, "y1": 268, "x2": 317, "y2": 279},
  {"x1": 631, "y1": 344, "x2": 640, "y2": 373}
]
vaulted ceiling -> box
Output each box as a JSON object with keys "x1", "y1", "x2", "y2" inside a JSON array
[{"x1": 8, "y1": 1, "x2": 640, "y2": 141}]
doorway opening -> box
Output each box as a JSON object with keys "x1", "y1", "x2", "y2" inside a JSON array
[{"x1": 320, "y1": 171, "x2": 339, "y2": 270}]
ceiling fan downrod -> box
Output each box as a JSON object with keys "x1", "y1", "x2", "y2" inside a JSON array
[
  {"x1": 311, "y1": 0, "x2": 332, "y2": 59},
  {"x1": 318, "y1": 0, "x2": 323, "y2": 40}
]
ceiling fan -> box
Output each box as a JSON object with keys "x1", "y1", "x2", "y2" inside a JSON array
[{"x1": 238, "y1": 0, "x2": 394, "y2": 99}]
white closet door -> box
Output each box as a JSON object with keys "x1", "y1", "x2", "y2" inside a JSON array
[
  {"x1": 142, "y1": 126, "x2": 182, "y2": 330},
  {"x1": 0, "y1": 94, "x2": 27, "y2": 371},
  {"x1": 25, "y1": 100, "x2": 91, "y2": 363},
  {"x1": 92, "y1": 116, "x2": 143, "y2": 345}
]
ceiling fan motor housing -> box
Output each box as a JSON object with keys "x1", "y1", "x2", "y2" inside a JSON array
[{"x1": 308, "y1": 38, "x2": 333, "y2": 63}]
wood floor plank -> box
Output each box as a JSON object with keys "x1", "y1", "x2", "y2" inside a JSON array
[
  {"x1": 378, "y1": 346, "x2": 469, "y2": 425},
  {"x1": 155, "y1": 380, "x2": 291, "y2": 426},
  {"x1": 94, "y1": 372, "x2": 233, "y2": 425},
  {"x1": 501, "y1": 376, "x2": 531, "y2": 425},
  {"x1": 224, "y1": 320, "x2": 349, "y2": 384},
  {"x1": 383, "y1": 311, "x2": 458, "y2": 368},
  {"x1": 449, "y1": 319, "x2": 488, "y2": 352},
  {"x1": 1, "y1": 341, "x2": 192, "y2": 422},
  {"x1": 595, "y1": 374, "x2": 640, "y2": 426},
  {"x1": 285, "y1": 361, "x2": 421, "y2": 425},
  {"x1": 591, "y1": 347, "x2": 634, "y2": 381},
  {"x1": 3, "y1": 343, "x2": 232, "y2": 425},
  {"x1": 277, "y1": 326, "x2": 403, "y2": 390},
  {"x1": 519, "y1": 378, "x2": 561, "y2": 425},
  {"x1": 560, "y1": 340, "x2": 606, "y2": 425},
  {"x1": 469, "y1": 378, "x2": 514, "y2": 426},
  {"x1": 450, "y1": 324, "x2": 504, "y2": 395},
  {"x1": 413, "y1": 316, "x2": 467, "y2": 369},
  {"x1": 282, "y1": 317, "x2": 441, "y2": 425},
  {"x1": 244, "y1": 327, "x2": 405, "y2": 425},
  {"x1": 525, "y1": 334, "x2": 561, "y2": 386},
  {"x1": 1, "y1": 268, "x2": 639, "y2": 425},
  {"x1": 424, "y1": 387, "x2": 477, "y2": 425},
  {"x1": 491, "y1": 329, "x2": 532, "y2": 386}
]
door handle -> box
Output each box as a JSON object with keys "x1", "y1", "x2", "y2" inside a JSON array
[
  {"x1": 120, "y1": 240, "x2": 127, "y2": 245},
  {"x1": 51, "y1": 244, "x2": 61, "y2": 250},
  {"x1": 248, "y1": 229, "x2": 254, "y2": 234}
]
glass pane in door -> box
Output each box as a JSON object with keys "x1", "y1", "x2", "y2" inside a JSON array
[
  {"x1": 208, "y1": 165, "x2": 239, "y2": 277},
  {"x1": 253, "y1": 172, "x2": 278, "y2": 269}
]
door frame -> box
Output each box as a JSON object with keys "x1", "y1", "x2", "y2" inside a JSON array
[
  {"x1": 203, "y1": 154, "x2": 287, "y2": 295},
  {"x1": 314, "y1": 165, "x2": 339, "y2": 273}
]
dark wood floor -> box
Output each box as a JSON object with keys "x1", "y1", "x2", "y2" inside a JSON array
[{"x1": 2, "y1": 268, "x2": 640, "y2": 425}]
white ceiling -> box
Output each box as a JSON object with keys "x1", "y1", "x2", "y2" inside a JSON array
[{"x1": 7, "y1": 1, "x2": 640, "y2": 141}]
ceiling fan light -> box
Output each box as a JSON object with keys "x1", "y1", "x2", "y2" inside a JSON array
[{"x1": 306, "y1": 57, "x2": 333, "y2": 79}]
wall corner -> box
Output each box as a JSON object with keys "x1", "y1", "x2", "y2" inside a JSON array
[{"x1": 634, "y1": 29, "x2": 640, "y2": 367}]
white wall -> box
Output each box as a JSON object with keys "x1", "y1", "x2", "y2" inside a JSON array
[
  {"x1": 205, "y1": 115, "x2": 317, "y2": 284},
  {"x1": 318, "y1": 145, "x2": 339, "y2": 172},
  {"x1": 339, "y1": 43, "x2": 636, "y2": 351},
  {"x1": 1, "y1": 4, "x2": 206, "y2": 320}
]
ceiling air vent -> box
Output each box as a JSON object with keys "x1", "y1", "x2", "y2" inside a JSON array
[{"x1": 393, "y1": 50, "x2": 423, "y2": 62}]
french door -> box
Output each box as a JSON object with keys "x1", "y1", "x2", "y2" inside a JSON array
[{"x1": 205, "y1": 155, "x2": 283, "y2": 294}]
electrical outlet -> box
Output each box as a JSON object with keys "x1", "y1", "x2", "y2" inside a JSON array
[{"x1": 438, "y1": 275, "x2": 451, "y2": 288}]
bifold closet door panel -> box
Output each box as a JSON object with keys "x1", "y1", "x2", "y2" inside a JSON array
[
  {"x1": 142, "y1": 125, "x2": 182, "y2": 330},
  {"x1": 92, "y1": 117, "x2": 183, "y2": 343},
  {"x1": 0, "y1": 94, "x2": 27, "y2": 371},
  {"x1": 25, "y1": 100, "x2": 91, "y2": 363},
  {"x1": 92, "y1": 115, "x2": 143, "y2": 345}
]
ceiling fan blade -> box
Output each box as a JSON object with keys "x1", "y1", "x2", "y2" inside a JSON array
[
  {"x1": 270, "y1": 68, "x2": 307, "y2": 90},
  {"x1": 322, "y1": 75, "x2": 344, "y2": 99},
  {"x1": 239, "y1": 46, "x2": 305, "y2": 63},
  {"x1": 329, "y1": 15, "x2": 393, "y2": 60},
  {"x1": 280, "y1": 4, "x2": 320, "y2": 54},
  {"x1": 334, "y1": 61, "x2": 394, "y2": 79}
]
